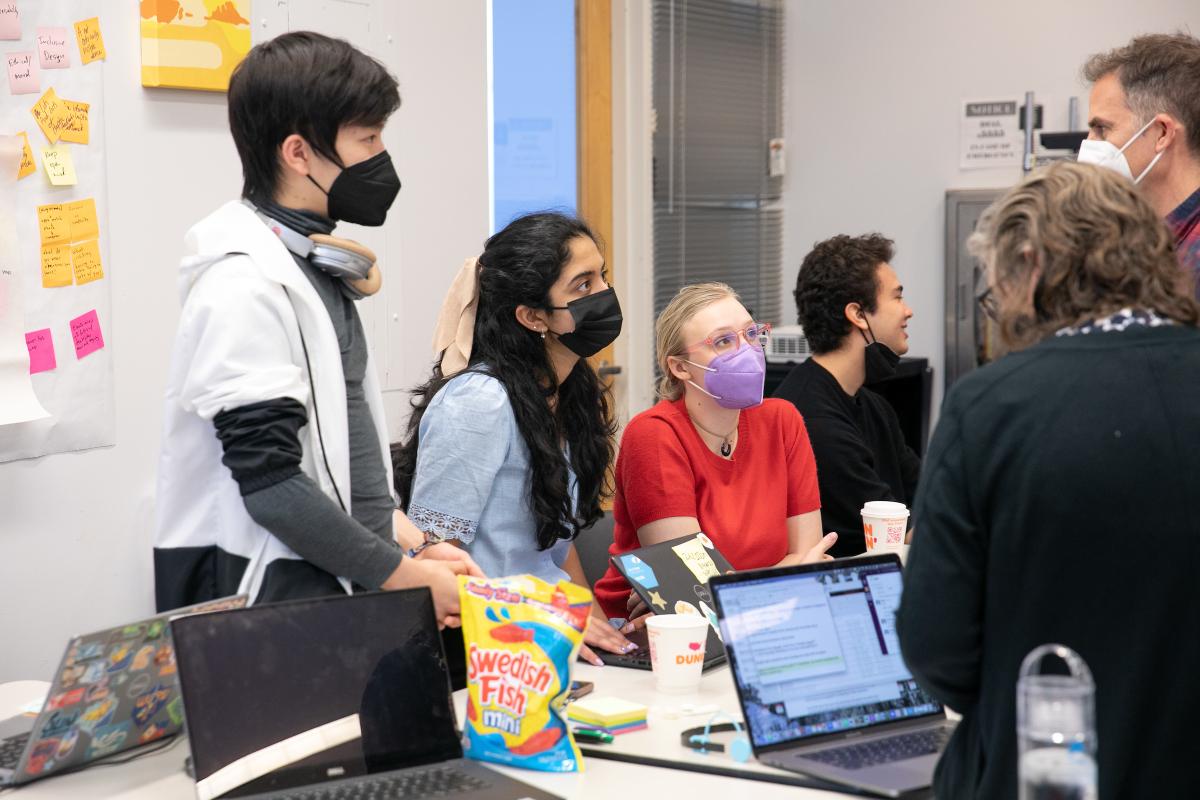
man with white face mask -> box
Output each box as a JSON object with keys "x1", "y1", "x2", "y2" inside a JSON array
[{"x1": 1081, "y1": 33, "x2": 1200, "y2": 292}]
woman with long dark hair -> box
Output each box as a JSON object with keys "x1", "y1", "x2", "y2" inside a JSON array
[{"x1": 393, "y1": 212, "x2": 637, "y2": 663}]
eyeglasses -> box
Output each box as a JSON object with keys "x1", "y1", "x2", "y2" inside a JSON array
[
  {"x1": 680, "y1": 322, "x2": 772, "y2": 358},
  {"x1": 975, "y1": 272, "x2": 999, "y2": 323}
]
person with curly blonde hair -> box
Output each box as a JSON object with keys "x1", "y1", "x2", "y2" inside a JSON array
[{"x1": 897, "y1": 161, "x2": 1200, "y2": 799}]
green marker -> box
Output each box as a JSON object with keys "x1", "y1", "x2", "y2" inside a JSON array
[{"x1": 573, "y1": 728, "x2": 614, "y2": 744}]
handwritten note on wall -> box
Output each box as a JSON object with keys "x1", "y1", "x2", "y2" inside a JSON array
[
  {"x1": 0, "y1": 2, "x2": 19, "y2": 40},
  {"x1": 35, "y1": 27, "x2": 70, "y2": 69},
  {"x1": 6, "y1": 51, "x2": 37, "y2": 94},
  {"x1": 69, "y1": 310, "x2": 104, "y2": 359},
  {"x1": 25, "y1": 329, "x2": 56, "y2": 374},
  {"x1": 40, "y1": 143, "x2": 76, "y2": 185},
  {"x1": 73, "y1": 17, "x2": 105, "y2": 64}
]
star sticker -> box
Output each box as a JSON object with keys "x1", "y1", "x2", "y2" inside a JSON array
[{"x1": 649, "y1": 590, "x2": 666, "y2": 610}]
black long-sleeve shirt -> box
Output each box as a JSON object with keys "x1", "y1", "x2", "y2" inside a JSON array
[
  {"x1": 897, "y1": 324, "x2": 1200, "y2": 800},
  {"x1": 773, "y1": 357, "x2": 920, "y2": 556}
]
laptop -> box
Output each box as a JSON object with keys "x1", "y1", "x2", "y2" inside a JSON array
[
  {"x1": 710, "y1": 554, "x2": 954, "y2": 798},
  {"x1": 170, "y1": 588, "x2": 561, "y2": 800},
  {"x1": 600, "y1": 532, "x2": 731, "y2": 670},
  {"x1": 0, "y1": 595, "x2": 248, "y2": 787}
]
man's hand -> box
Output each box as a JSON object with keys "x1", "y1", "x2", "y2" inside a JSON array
[{"x1": 382, "y1": 557, "x2": 469, "y2": 628}]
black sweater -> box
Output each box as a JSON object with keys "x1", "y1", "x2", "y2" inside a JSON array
[
  {"x1": 773, "y1": 358, "x2": 920, "y2": 556},
  {"x1": 897, "y1": 325, "x2": 1200, "y2": 799}
]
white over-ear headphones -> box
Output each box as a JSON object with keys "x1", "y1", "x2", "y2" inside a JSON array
[{"x1": 250, "y1": 202, "x2": 383, "y2": 298}]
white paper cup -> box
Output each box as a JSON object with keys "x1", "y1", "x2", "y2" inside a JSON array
[
  {"x1": 861, "y1": 501, "x2": 909, "y2": 552},
  {"x1": 646, "y1": 614, "x2": 708, "y2": 693}
]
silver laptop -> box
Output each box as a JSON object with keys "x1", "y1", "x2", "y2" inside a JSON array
[
  {"x1": 0, "y1": 595, "x2": 247, "y2": 787},
  {"x1": 710, "y1": 554, "x2": 954, "y2": 798},
  {"x1": 170, "y1": 588, "x2": 561, "y2": 800}
]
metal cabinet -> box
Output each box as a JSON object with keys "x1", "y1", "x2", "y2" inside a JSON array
[{"x1": 944, "y1": 189, "x2": 1004, "y2": 390}]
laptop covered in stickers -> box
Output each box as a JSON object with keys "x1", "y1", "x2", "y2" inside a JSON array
[
  {"x1": 0, "y1": 594, "x2": 247, "y2": 787},
  {"x1": 599, "y1": 532, "x2": 732, "y2": 671}
]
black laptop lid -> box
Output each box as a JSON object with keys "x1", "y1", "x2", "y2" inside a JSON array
[
  {"x1": 171, "y1": 589, "x2": 460, "y2": 799},
  {"x1": 710, "y1": 555, "x2": 943, "y2": 753},
  {"x1": 611, "y1": 532, "x2": 733, "y2": 656}
]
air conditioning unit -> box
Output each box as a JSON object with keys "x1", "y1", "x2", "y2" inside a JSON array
[{"x1": 766, "y1": 325, "x2": 811, "y2": 364}]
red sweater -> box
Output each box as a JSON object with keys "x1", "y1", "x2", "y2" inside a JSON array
[{"x1": 593, "y1": 398, "x2": 821, "y2": 618}]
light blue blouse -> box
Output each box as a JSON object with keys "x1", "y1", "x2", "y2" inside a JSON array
[{"x1": 408, "y1": 371, "x2": 573, "y2": 582}]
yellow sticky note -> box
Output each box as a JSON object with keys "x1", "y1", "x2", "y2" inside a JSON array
[
  {"x1": 41, "y1": 144, "x2": 76, "y2": 185},
  {"x1": 41, "y1": 244, "x2": 73, "y2": 288},
  {"x1": 17, "y1": 132, "x2": 36, "y2": 180},
  {"x1": 57, "y1": 99, "x2": 88, "y2": 145},
  {"x1": 74, "y1": 18, "x2": 106, "y2": 65},
  {"x1": 671, "y1": 537, "x2": 721, "y2": 583},
  {"x1": 71, "y1": 239, "x2": 104, "y2": 285},
  {"x1": 66, "y1": 198, "x2": 98, "y2": 241},
  {"x1": 37, "y1": 203, "x2": 68, "y2": 246},
  {"x1": 30, "y1": 87, "x2": 62, "y2": 143}
]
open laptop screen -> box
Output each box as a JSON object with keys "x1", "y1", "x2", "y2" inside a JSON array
[
  {"x1": 172, "y1": 589, "x2": 460, "y2": 799},
  {"x1": 712, "y1": 559, "x2": 941, "y2": 750}
]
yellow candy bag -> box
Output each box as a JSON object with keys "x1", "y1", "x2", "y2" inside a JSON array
[{"x1": 459, "y1": 575, "x2": 591, "y2": 772}]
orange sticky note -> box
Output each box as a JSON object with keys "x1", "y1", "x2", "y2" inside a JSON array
[
  {"x1": 41, "y1": 244, "x2": 72, "y2": 287},
  {"x1": 41, "y1": 144, "x2": 76, "y2": 185},
  {"x1": 17, "y1": 132, "x2": 36, "y2": 180},
  {"x1": 71, "y1": 239, "x2": 104, "y2": 285},
  {"x1": 30, "y1": 87, "x2": 62, "y2": 143},
  {"x1": 73, "y1": 17, "x2": 105, "y2": 64},
  {"x1": 37, "y1": 203, "x2": 68, "y2": 245},
  {"x1": 57, "y1": 99, "x2": 88, "y2": 145},
  {"x1": 66, "y1": 198, "x2": 98, "y2": 241}
]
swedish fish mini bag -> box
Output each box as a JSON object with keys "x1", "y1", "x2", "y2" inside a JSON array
[{"x1": 459, "y1": 575, "x2": 591, "y2": 772}]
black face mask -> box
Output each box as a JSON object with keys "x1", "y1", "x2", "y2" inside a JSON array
[
  {"x1": 550, "y1": 288, "x2": 623, "y2": 358},
  {"x1": 861, "y1": 318, "x2": 900, "y2": 385},
  {"x1": 309, "y1": 150, "x2": 401, "y2": 227}
]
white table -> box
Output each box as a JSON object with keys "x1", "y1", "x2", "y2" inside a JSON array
[{"x1": 1, "y1": 665, "x2": 852, "y2": 799}]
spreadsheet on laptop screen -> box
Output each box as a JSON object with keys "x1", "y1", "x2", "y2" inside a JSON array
[{"x1": 716, "y1": 562, "x2": 941, "y2": 748}]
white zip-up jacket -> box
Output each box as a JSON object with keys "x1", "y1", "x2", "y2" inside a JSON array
[{"x1": 152, "y1": 200, "x2": 393, "y2": 607}]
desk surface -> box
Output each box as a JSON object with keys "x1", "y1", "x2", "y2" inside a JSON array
[{"x1": 1, "y1": 665, "x2": 851, "y2": 800}]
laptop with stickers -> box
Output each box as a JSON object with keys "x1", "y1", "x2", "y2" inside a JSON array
[
  {"x1": 0, "y1": 595, "x2": 248, "y2": 787},
  {"x1": 599, "y1": 532, "x2": 732, "y2": 670}
]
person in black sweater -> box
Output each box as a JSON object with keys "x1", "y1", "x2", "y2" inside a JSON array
[
  {"x1": 897, "y1": 161, "x2": 1200, "y2": 799},
  {"x1": 773, "y1": 233, "x2": 919, "y2": 557}
]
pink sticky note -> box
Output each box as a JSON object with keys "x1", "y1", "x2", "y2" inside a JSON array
[
  {"x1": 69, "y1": 309, "x2": 104, "y2": 359},
  {"x1": 6, "y1": 51, "x2": 38, "y2": 94},
  {"x1": 36, "y1": 27, "x2": 70, "y2": 70},
  {"x1": 0, "y1": 2, "x2": 19, "y2": 40},
  {"x1": 25, "y1": 328, "x2": 56, "y2": 374}
]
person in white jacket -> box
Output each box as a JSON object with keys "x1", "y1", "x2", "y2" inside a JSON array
[{"x1": 153, "y1": 31, "x2": 478, "y2": 623}]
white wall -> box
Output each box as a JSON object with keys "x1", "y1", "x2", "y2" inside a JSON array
[
  {"x1": 0, "y1": 4, "x2": 489, "y2": 683},
  {"x1": 782, "y1": 0, "x2": 1200, "y2": 418}
]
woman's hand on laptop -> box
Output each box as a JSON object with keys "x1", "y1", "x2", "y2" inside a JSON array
[
  {"x1": 578, "y1": 606, "x2": 641, "y2": 666},
  {"x1": 621, "y1": 592, "x2": 653, "y2": 633}
]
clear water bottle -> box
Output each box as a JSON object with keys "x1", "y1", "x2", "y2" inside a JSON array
[{"x1": 1017, "y1": 644, "x2": 1098, "y2": 800}]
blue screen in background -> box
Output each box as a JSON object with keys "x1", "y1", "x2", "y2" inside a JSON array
[{"x1": 491, "y1": 0, "x2": 577, "y2": 231}]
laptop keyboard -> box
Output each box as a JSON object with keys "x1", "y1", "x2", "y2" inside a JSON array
[
  {"x1": 800, "y1": 728, "x2": 952, "y2": 771},
  {"x1": 0, "y1": 732, "x2": 30, "y2": 770},
  {"x1": 278, "y1": 765, "x2": 490, "y2": 799}
]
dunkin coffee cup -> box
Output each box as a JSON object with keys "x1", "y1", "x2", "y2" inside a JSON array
[
  {"x1": 646, "y1": 614, "x2": 708, "y2": 693},
  {"x1": 861, "y1": 500, "x2": 909, "y2": 552}
]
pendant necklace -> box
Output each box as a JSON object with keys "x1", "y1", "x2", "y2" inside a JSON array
[{"x1": 690, "y1": 414, "x2": 738, "y2": 457}]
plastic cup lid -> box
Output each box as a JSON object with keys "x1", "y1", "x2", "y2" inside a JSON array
[{"x1": 861, "y1": 500, "x2": 909, "y2": 517}]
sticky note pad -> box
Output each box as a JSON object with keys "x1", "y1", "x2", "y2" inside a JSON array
[
  {"x1": 0, "y1": 2, "x2": 18, "y2": 40},
  {"x1": 6, "y1": 51, "x2": 37, "y2": 94},
  {"x1": 70, "y1": 310, "x2": 104, "y2": 359},
  {"x1": 36, "y1": 27, "x2": 70, "y2": 69},
  {"x1": 74, "y1": 17, "x2": 105, "y2": 64},
  {"x1": 71, "y1": 239, "x2": 103, "y2": 285},
  {"x1": 37, "y1": 204, "x2": 68, "y2": 245},
  {"x1": 41, "y1": 144, "x2": 76, "y2": 185},
  {"x1": 31, "y1": 88, "x2": 62, "y2": 143},
  {"x1": 65, "y1": 198, "x2": 98, "y2": 241},
  {"x1": 57, "y1": 99, "x2": 89, "y2": 145},
  {"x1": 41, "y1": 244, "x2": 72, "y2": 287},
  {"x1": 18, "y1": 132, "x2": 36, "y2": 180},
  {"x1": 25, "y1": 329, "x2": 56, "y2": 374}
]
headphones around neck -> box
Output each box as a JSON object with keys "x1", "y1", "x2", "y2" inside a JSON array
[
  {"x1": 681, "y1": 711, "x2": 752, "y2": 763},
  {"x1": 252, "y1": 203, "x2": 383, "y2": 298}
]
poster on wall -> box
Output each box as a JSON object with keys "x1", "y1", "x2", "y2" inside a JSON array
[
  {"x1": 960, "y1": 99, "x2": 1022, "y2": 170},
  {"x1": 140, "y1": 0, "x2": 252, "y2": 92},
  {"x1": 0, "y1": 0, "x2": 115, "y2": 462}
]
